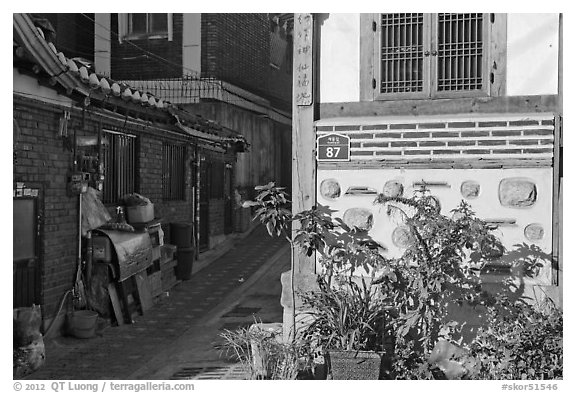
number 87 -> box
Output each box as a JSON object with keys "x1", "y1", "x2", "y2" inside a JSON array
[{"x1": 326, "y1": 147, "x2": 340, "y2": 158}]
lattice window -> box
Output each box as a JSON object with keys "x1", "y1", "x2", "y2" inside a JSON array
[
  {"x1": 380, "y1": 13, "x2": 425, "y2": 94},
  {"x1": 437, "y1": 13, "x2": 484, "y2": 91},
  {"x1": 373, "y1": 13, "x2": 491, "y2": 99},
  {"x1": 101, "y1": 131, "x2": 137, "y2": 204}
]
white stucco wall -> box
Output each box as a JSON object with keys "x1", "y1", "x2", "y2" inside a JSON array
[
  {"x1": 506, "y1": 14, "x2": 559, "y2": 96},
  {"x1": 319, "y1": 13, "x2": 560, "y2": 103},
  {"x1": 319, "y1": 14, "x2": 360, "y2": 103},
  {"x1": 183, "y1": 13, "x2": 202, "y2": 74},
  {"x1": 13, "y1": 68, "x2": 75, "y2": 106}
]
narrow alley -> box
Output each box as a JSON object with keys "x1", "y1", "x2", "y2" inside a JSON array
[{"x1": 26, "y1": 225, "x2": 289, "y2": 380}]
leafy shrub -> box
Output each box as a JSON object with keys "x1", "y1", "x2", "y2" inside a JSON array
[
  {"x1": 218, "y1": 325, "x2": 313, "y2": 380},
  {"x1": 300, "y1": 276, "x2": 389, "y2": 352},
  {"x1": 465, "y1": 298, "x2": 563, "y2": 380}
]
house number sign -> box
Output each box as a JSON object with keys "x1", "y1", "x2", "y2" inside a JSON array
[
  {"x1": 316, "y1": 133, "x2": 350, "y2": 162},
  {"x1": 295, "y1": 13, "x2": 313, "y2": 106}
]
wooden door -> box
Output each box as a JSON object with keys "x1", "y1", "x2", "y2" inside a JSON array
[{"x1": 13, "y1": 196, "x2": 41, "y2": 308}]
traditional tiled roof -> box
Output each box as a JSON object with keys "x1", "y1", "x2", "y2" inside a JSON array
[
  {"x1": 14, "y1": 13, "x2": 172, "y2": 111},
  {"x1": 13, "y1": 13, "x2": 248, "y2": 150}
]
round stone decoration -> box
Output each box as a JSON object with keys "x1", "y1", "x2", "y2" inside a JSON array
[
  {"x1": 320, "y1": 178, "x2": 341, "y2": 200},
  {"x1": 461, "y1": 181, "x2": 480, "y2": 199},
  {"x1": 524, "y1": 223, "x2": 544, "y2": 241},
  {"x1": 499, "y1": 178, "x2": 537, "y2": 208},
  {"x1": 392, "y1": 225, "x2": 413, "y2": 249},
  {"x1": 343, "y1": 208, "x2": 373, "y2": 231},
  {"x1": 383, "y1": 180, "x2": 404, "y2": 198}
]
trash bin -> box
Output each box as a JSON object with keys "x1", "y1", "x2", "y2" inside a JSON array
[
  {"x1": 170, "y1": 222, "x2": 193, "y2": 248},
  {"x1": 176, "y1": 246, "x2": 195, "y2": 280}
]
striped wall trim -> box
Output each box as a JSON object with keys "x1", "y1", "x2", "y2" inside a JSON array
[{"x1": 315, "y1": 113, "x2": 555, "y2": 163}]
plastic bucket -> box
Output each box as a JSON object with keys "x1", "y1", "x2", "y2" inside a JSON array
[
  {"x1": 176, "y1": 247, "x2": 195, "y2": 281},
  {"x1": 170, "y1": 223, "x2": 193, "y2": 248},
  {"x1": 70, "y1": 310, "x2": 98, "y2": 339}
]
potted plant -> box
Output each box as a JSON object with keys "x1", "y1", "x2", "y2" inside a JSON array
[
  {"x1": 244, "y1": 182, "x2": 394, "y2": 379},
  {"x1": 300, "y1": 275, "x2": 391, "y2": 380}
]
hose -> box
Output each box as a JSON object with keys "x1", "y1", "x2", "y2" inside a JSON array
[{"x1": 42, "y1": 289, "x2": 72, "y2": 336}]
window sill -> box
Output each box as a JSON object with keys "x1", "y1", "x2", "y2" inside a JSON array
[{"x1": 122, "y1": 33, "x2": 169, "y2": 41}]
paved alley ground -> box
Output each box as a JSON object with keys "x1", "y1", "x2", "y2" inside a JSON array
[{"x1": 26, "y1": 225, "x2": 289, "y2": 380}]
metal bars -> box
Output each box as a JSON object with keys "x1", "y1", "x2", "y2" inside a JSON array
[
  {"x1": 378, "y1": 13, "x2": 486, "y2": 97},
  {"x1": 380, "y1": 13, "x2": 424, "y2": 93},
  {"x1": 437, "y1": 13, "x2": 484, "y2": 91},
  {"x1": 162, "y1": 142, "x2": 186, "y2": 201},
  {"x1": 102, "y1": 131, "x2": 137, "y2": 204}
]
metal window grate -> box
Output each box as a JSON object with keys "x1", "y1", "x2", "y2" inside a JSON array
[
  {"x1": 380, "y1": 13, "x2": 425, "y2": 94},
  {"x1": 102, "y1": 131, "x2": 137, "y2": 204},
  {"x1": 162, "y1": 143, "x2": 186, "y2": 201},
  {"x1": 437, "y1": 13, "x2": 484, "y2": 91}
]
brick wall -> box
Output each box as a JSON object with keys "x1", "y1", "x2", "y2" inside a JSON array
[
  {"x1": 208, "y1": 200, "x2": 225, "y2": 236},
  {"x1": 13, "y1": 95, "x2": 228, "y2": 329},
  {"x1": 316, "y1": 114, "x2": 555, "y2": 164},
  {"x1": 110, "y1": 14, "x2": 184, "y2": 80},
  {"x1": 14, "y1": 99, "x2": 80, "y2": 321},
  {"x1": 201, "y1": 13, "x2": 292, "y2": 106}
]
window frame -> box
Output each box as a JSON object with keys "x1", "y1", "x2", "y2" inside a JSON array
[
  {"x1": 361, "y1": 13, "x2": 505, "y2": 101},
  {"x1": 101, "y1": 130, "x2": 138, "y2": 205},
  {"x1": 162, "y1": 142, "x2": 187, "y2": 201},
  {"x1": 118, "y1": 13, "x2": 173, "y2": 42}
]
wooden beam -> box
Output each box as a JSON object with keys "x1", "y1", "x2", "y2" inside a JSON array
[
  {"x1": 320, "y1": 95, "x2": 560, "y2": 118},
  {"x1": 490, "y1": 13, "x2": 507, "y2": 97},
  {"x1": 552, "y1": 115, "x2": 561, "y2": 287},
  {"x1": 359, "y1": 14, "x2": 375, "y2": 101},
  {"x1": 552, "y1": 15, "x2": 562, "y2": 290},
  {"x1": 292, "y1": 13, "x2": 318, "y2": 275}
]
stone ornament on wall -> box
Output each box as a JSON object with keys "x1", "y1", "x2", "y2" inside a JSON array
[
  {"x1": 343, "y1": 208, "x2": 373, "y2": 231},
  {"x1": 392, "y1": 225, "x2": 414, "y2": 249},
  {"x1": 524, "y1": 223, "x2": 545, "y2": 241},
  {"x1": 499, "y1": 178, "x2": 537, "y2": 208},
  {"x1": 320, "y1": 178, "x2": 341, "y2": 199},
  {"x1": 383, "y1": 180, "x2": 404, "y2": 198},
  {"x1": 461, "y1": 180, "x2": 480, "y2": 199}
]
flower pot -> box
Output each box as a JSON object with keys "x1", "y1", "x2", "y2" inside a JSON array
[
  {"x1": 69, "y1": 310, "x2": 98, "y2": 339},
  {"x1": 328, "y1": 350, "x2": 382, "y2": 380}
]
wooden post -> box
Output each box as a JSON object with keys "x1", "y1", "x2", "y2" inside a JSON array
[
  {"x1": 282, "y1": 13, "x2": 319, "y2": 341},
  {"x1": 292, "y1": 13, "x2": 318, "y2": 275},
  {"x1": 552, "y1": 14, "x2": 562, "y2": 296}
]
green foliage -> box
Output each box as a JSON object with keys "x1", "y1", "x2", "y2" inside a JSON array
[
  {"x1": 247, "y1": 182, "x2": 387, "y2": 275},
  {"x1": 465, "y1": 298, "x2": 563, "y2": 380},
  {"x1": 218, "y1": 326, "x2": 313, "y2": 380},
  {"x1": 300, "y1": 276, "x2": 390, "y2": 352},
  {"x1": 245, "y1": 182, "x2": 562, "y2": 380},
  {"x1": 373, "y1": 187, "x2": 501, "y2": 357},
  {"x1": 243, "y1": 182, "x2": 292, "y2": 240}
]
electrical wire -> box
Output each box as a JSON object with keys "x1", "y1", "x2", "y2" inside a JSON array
[{"x1": 78, "y1": 13, "x2": 292, "y2": 118}]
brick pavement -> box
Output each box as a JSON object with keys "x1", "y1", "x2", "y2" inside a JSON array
[{"x1": 26, "y1": 225, "x2": 288, "y2": 380}]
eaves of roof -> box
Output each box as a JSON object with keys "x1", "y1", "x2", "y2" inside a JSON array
[{"x1": 13, "y1": 13, "x2": 247, "y2": 149}]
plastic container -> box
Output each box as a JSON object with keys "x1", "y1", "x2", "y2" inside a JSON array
[
  {"x1": 126, "y1": 204, "x2": 154, "y2": 224},
  {"x1": 170, "y1": 222, "x2": 193, "y2": 248},
  {"x1": 69, "y1": 310, "x2": 98, "y2": 339},
  {"x1": 176, "y1": 247, "x2": 195, "y2": 281}
]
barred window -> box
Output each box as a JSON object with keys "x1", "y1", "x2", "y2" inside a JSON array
[
  {"x1": 162, "y1": 143, "x2": 186, "y2": 201},
  {"x1": 101, "y1": 131, "x2": 137, "y2": 204},
  {"x1": 365, "y1": 13, "x2": 495, "y2": 100}
]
